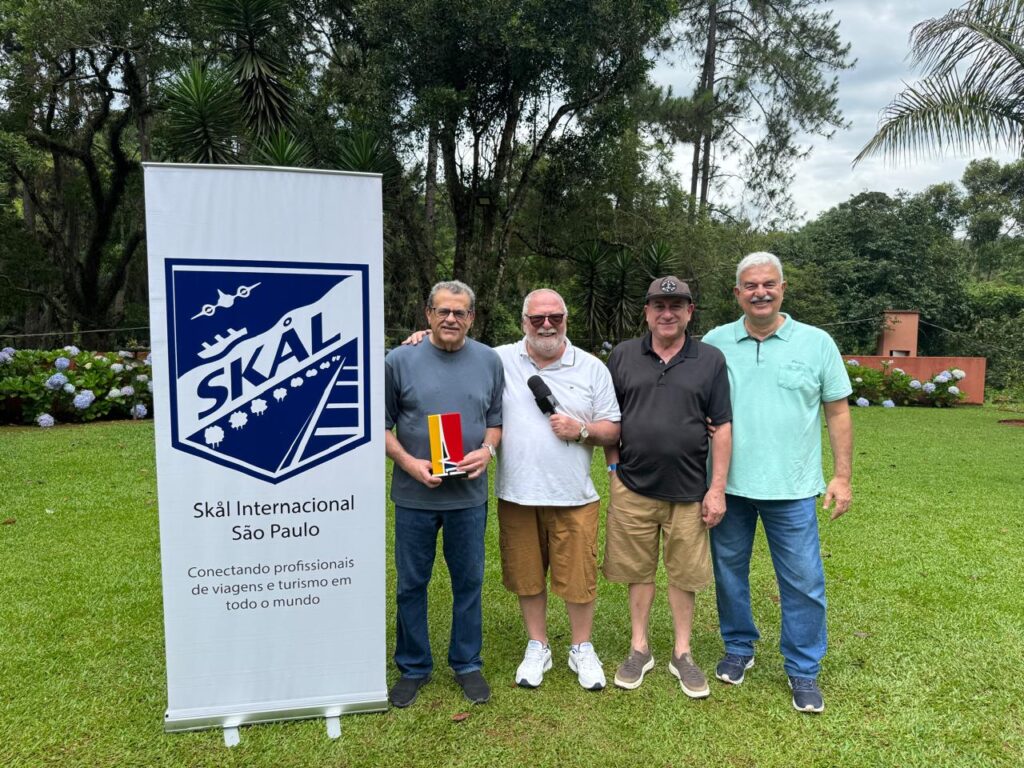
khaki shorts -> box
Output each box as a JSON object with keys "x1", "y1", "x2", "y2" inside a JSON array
[
  {"x1": 498, "y1": 499, "x2": 600, "y2": 604},
  {"x1": 602, "y1": 473, "x2": 711, "y2": 592}
]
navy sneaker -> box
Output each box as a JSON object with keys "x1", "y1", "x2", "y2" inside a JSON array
[
  {"x1": 455, "y1": 670, "x2": 491, "y2": 704},
  {"x1": 789, "y1": 676, "x2": 824, "y2": 713},
  {"x1": 715, "y1": 653, "x2": 754, "y2": 685},
  {"x1": 389, "y1": 675, "x2": 430, "y2": 708}
]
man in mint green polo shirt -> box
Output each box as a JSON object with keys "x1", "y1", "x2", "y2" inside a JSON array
[{"x1": 702, "y1": 251, "x2": 853, "y2": 715}]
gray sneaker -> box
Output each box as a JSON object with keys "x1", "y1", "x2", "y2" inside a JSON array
[
  {"x1": 669, "y1": 652, "x2": 710, "y2": 698},
  {"x1": 613, "y1": 648, "x2": 654, "y2": 690}
]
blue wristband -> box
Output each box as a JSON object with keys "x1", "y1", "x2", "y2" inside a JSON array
[{"x1": 607, "y1": 464, "x2": 617, "y2": 472}]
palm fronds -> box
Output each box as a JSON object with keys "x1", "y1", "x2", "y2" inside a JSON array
[{"x1": 855, "y1": 0, "x2": 1024, "y2": 165}]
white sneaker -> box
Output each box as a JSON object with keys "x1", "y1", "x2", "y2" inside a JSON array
[
  {"x1": 516, "y1": 640, "x2": 552, "y2": 688},
  {"x1": 568, "y1": 642, "x2": 606, "y2": 691}
]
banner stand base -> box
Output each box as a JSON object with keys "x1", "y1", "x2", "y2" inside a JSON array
[
  {"x1": 223, "y1": 726, "x2": 240, "y2": 748},
  {"x1": 326, "y1": 716, "x2": 342, "y2": 739}
]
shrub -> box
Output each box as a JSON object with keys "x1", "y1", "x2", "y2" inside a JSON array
[
  {"x1": 845, "y1": 359, "x2": 965, "y2": 408},
  {"x1": 0, "y1": 346, "x2": 153, "y2": 426}
]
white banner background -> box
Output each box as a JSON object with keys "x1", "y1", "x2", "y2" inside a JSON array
[{"x1": 144, "y1": 164, "x2": 386, "y2": 731}]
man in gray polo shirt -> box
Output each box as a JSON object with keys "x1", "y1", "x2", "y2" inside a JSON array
[
  {"x1": 385, "y1": 280, "x2": 503, "y2": 708},
  {"x1": 604, "y1": 276, "x2": 732, "y2": 698}
]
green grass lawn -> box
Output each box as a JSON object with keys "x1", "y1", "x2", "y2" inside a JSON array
[{"x1": 2, "y1": 407, "x2": 1023, "y2": 767}]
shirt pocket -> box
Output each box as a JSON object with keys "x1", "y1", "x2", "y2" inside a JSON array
[{"x1": 777, "y1": 360, "x2": 817, "y2": 391}]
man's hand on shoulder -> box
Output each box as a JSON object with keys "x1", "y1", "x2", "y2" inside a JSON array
[
  {"x1": 823, "y1": 476, "x2": 852, "y2": 520},
  {"x1": 401, "y1": 330, "x2": 429, "y2": 346}
]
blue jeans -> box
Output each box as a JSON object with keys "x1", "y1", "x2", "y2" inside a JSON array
[
  {"x1": 710, "y1": 495, "x2": 827, "y2": 679},
  {"x1": 394, "y1": 503, "x2": 487, "y2": 678}
]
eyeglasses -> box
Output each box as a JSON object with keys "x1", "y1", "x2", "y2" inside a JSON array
[
  {"x1": 525, "y1": 313, "x2": 565, "y2": 328},
  {"x1": 430, "y1": 307, "x2": 472, "y2": 320}
]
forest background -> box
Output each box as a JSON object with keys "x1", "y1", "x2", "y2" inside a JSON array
[{"x1": 1, "y1": 0, "x2": 1022, "y2": 396}]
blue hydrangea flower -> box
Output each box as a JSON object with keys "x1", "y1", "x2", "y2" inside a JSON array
[
  {"x1": 110, "y1": 363, "x2": 124, "y2": 373},
  {"x1": 1, "y1": 346, "x2": 14, "y2": 356},
  {"x1": 63, "y1": 383, "x2": 75, "y2": 394},
  {"x1": 882, "y1": 399, "x2": 895, "y2": 408},
  {"x1": 63, "y1": 345, "x2": 80, "y2": 356},
  {"x1": 73, "y1": 390, "x2": 96, "y2": 409},
  {"x1": 952, "y1": 369, "x2": 966, "y2": 380},
  {"x1": 143, "y1": 353, "x2": 151, "y2": 366},
  {"x1": 36, "y1": 413, "x2": 55, "y2": 428},
  {"x1": 934, "y1": 373, "x2": 950, "y2": 383},
  {"x1": 855, "y1": 397, "x2": 869, "y2": 407},
  {"x1": 119, "y1": 350, "x2": 134, "y2": 359},
  {"x1": 120, "y1": 385, "x2": 135, "y2": 397},
  {"x1": 601, "y1": 341, "x2": 613, "y2": 351},
  {"x1": 108, "y1": 387, "x2": 122, "y2": 399},
  {"x1": 948, "y1": 386, "x2": 960, "y2": 396},
  {"x1": 45, "y1": 373, "x2": 68, "y2": 390},
  {"x1": 923, "y1": 382, "x2": 936, "y2": 393},
  {"x1": 131, "y1": 403, "x2": 148, "y2": 419},
  {"x1": 909, "y1": 379, "x2": 921, "y2": 389},
  {"x1": 147, "y1": 380, "x2": 153, "y2": 392},
  {"x1": 54, "y1": 356, "x2": 71, "y2": 371},
  {"x1": 846, "y1": 359, "x2": 859, "y2": 366},
  {"x1": 136, "y1": 374, "x2": 148, "y2": 382},
  {"x1": 0, "y1": 350, "x2": 11, "y2": 364}
]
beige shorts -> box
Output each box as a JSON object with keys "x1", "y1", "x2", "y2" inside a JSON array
[
  {"x1": 498, "y1": 499, "x2": 599, "y2": 604},
  {"x1": 602, "y1": 473, "x2": 711, "y2": 592}
]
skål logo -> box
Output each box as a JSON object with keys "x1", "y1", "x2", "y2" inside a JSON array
[{"x1": 165, "y1": 259, "x2": 370, "y2": 483}]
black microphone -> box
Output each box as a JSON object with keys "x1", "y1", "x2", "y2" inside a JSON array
[{"x1": 527, "y1": 375, "x2": 559, "y2": 416}]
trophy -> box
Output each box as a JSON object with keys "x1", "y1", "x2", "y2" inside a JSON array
[{"x1": 428, "y1": 412, "x2": 467, "y2": 478}]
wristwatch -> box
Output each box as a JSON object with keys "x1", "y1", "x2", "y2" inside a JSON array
[
  {"x1": 575, "y1": 423, "x2": 589, "y2": 443},
  {"x1": 482, "y1": 442, "x2": 497, "y2": 459}
]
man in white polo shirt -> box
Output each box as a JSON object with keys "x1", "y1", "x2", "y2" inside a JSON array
[
  {"x1": 403, "y1": 288, "x2": 620, "y2": 690},
  {"x1": 494, "y1": 289, "x2": 621, "y2": 691}
]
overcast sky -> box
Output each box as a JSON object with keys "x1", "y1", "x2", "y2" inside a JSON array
[{"x1": 653, "y1": 0, "x2": 1017, "y2": 224}]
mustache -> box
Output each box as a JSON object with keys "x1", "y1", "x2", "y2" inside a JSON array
[{"x1": 750, "y1": 296, "x2": 773, "y2": 305}]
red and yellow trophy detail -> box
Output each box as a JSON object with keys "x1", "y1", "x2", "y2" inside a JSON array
[{"x1": 427, "y1": 412, "x2": 467, "y2": 478}]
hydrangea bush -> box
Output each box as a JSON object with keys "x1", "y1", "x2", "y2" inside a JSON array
[
  {"x1": 845, "y1": 359, "x2": 965, "y2": 408},
  {"x1": 0, "y1": 346, "x2": 153, "y2": 426}
]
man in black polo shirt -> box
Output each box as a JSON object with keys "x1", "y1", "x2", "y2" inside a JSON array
[{"x1": 603, "y1": 276, "x2": 732, "y2": 698}]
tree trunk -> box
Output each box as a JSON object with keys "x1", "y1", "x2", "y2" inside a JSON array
[{"x1": 698, "y1": 0, "x2": 717, "y2": 216}]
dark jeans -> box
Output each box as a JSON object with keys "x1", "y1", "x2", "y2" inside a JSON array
[
  {"x1": 710, "y1": 495, "x2": 827, "y2": 679},
  {"x1": 394, "y1": 503, "x2": 487, "y2": 678}
]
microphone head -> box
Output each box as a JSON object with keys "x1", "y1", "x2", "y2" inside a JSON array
[
  {"x1": 526, "y1": 375, "x2": 558, "y2": 416},
  {"x1": 527, "y1": 375, "x2": 552, "y2": 400}
]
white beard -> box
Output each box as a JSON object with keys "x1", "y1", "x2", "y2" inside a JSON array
[{"x1": 527, "y1": 333, "x2": 564, "y2": 357}]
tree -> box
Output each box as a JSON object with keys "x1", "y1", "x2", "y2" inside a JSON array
[
  {"x1": 855, "y1": 0, "x2": 1024, "y2": 164},
  {"x1": 361, "y1": 0, "x2": 677, "y2": 338},
  {"x1": 0, "y1": 0, "x2": 178, "y2": 340},
  {"x1": 960, "y1": 157, "x2": 1024, "y2": 280},
  {"x1": 674, "y1": 0, "x2": 852, "y2": 223},
  {"x1": 777, "y1": 190, "x2": 971, "y2": 355}
]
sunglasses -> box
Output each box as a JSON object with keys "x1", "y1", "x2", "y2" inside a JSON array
[
  {"x1": 525, "y1": 313, "x2": 565, "y2": 328},
  {"x1": 430, "y1": 307, "x2": 472, "y2": 320}
]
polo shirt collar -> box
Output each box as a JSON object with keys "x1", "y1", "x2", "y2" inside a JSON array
[
  {"x1": 640, "y1": 331, "x2": 696, "y2": 361},
  {"x1": 516, "y1": 336, "x2": 577, "y2": 369},
  {"x1": 733, "y1": 313, "x2": 793, "y2": 342}
]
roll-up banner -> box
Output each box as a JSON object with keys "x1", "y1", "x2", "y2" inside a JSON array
[{"x1": 143, "y1": 164, "x2": 387, "y2": 732}]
